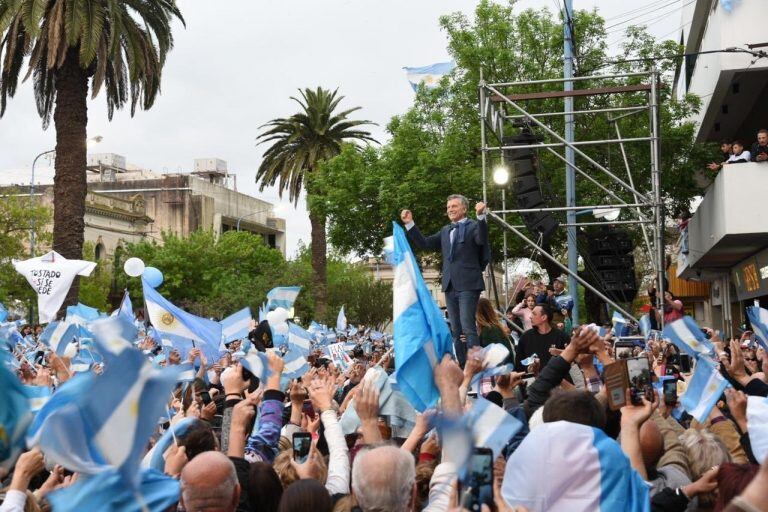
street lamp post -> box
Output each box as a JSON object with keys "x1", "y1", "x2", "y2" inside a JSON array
[
  {"x1": 30, "y1": 149, "x2": 55, "y2": 257},
  {"x1": 493, "y1": 165, "x2": 511, "y2": 308}
]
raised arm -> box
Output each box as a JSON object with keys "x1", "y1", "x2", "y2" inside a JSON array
[{"x1": 401, "y1": 209, "x2": 442, "y2": 250}]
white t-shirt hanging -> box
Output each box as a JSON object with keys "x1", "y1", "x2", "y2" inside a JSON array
[{"x1": 13, "y1": 251, "x2": 97, "y2": 324}]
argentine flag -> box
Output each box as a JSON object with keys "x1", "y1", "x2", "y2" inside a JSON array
[
  {"x1": 467, "y1": 396, "x2": 524, "y2": 459},
  {"x1": 89, "y1": 315, "x2": 138, "y2": 360},
  {"x1": 266, "y1": 286, "x2": 301, "y2": 310},
  {"x1": 336, "y1": 305, "x2": 347, "y2": 332},
  {"x1": 639, "y1": 314, "x2": 652, "y2": 341},
  {"x1": 66, "y1": 303, "x2": 101, "y2": 326},
  {"x1": 24, "y1": 385, "x2": 52, "y2": 413},
  {"x1": 0, "y1": 302, "x2": 7, "y2": 322},
  {"x1": 39, "y1": 321, "x2": 78, "y2": 356},
  {"x1": 1, "y1": 355, "x2": 32, "y2": 470},
  {"x1": 220, "y1": 307, "x2": 253, "y2": 344},
  {"x1": 746, "y1": 306, "x2": 768, "y2": 352},
  {"x1": 611, "y1": 311, "x2": 627, "y2": 337},
  {"x1": 502, "y1": 421, "x2": 650, "y2": 511},
  {"x1": 746, "y1": 396, "x2": 768, "y2": 463},
  {"x1": 391, "y1": 222, "x2": 453, "y2": 411},
  {"x1": 662, "y1": 316, "x2": 714, "y2": 359},
  {"x1": 116, "y1": 290, "x2": 133, "y2": 320},
  {"x1": 287, "y1": 323, "x2": 313, "y2": 356},
  {"x1": 403, "y1": 61, "x2": 455, "y2": 91},
  {"x1": 680, "y1": 358, "x2": 730, "y2": 423},
  {"x1": 240, "y1": 350, "x2": 271, "y2": 382},
  {"x1": 143, "y1": 278, "x2": 222, "y2": 352}
]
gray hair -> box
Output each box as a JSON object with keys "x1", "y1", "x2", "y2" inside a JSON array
[
  {"x1": 679, "y1": 429, "x2": 731, "y2": 480},
  {"x1": 446, "y1": 194, "x2": 469, "y2": 209},
  {"x1": 352, "y1": 445, "x2": 415, "y2": 512}
]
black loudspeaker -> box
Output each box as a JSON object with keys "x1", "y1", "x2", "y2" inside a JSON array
[
  {"x1": 586, "y1": 229, "x2": 638, "y2": 303},
  {"x1": 502, "y1": 129, "x2": 559, "y2": 244}
]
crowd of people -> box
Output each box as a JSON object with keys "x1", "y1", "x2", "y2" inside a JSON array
[
  {"x1": 2, "y1": 287, "x2": 768, "y2": 512},
  {"x1": 707, "y1": 129, "x2": 768, "y2": 171}
]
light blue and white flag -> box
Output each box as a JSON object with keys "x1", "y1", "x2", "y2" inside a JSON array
[
  {"x1": 240, "y1": 350, "x2": 271, "y2": 382},
  {"x1": 336, "y1": 306, "x2": 347, "y2": 332},
  {"x1": 662, "y1": 316, "x2": 715, "y2": 359},
  {"x1": 176, "y1": 362, "x2": 196, "y2": 383},
  {"x1": 1, "y1": 354, "x2": 32, "y2": 469},
  {"x1": 287, "y1": 323, "x2": 313, "y2": 356},
  {"x1": 266, "y1": 286, "x2": 301, "y2": 310},
  {"x1": 117, "y1": 290, "x2": 133, "y2": 321},
  {"x1": 746, "y1": 306, "x2": 768, "y2": 352},
  {"x1": 143, "y1": 278, "x2": 222, "y2": 352},
  {"x1": 24, "y1": 385, "x2": 52, "y2": 413},
  {"x1": 39, "y1": 321, "x2": 78, "y2": 356},
  {"x1": 746, "y1": 395, "x2": 768, "y2": 463},
  {"x1": 403, "y1": 61, "x2": 455, "y2": 91},
  {"x1": 466, "y1": 396, "x2": 524, "y2": 459},
  {"x1": 520, "y1": 354, "x2": 538, "y2": 367},
  {"x1": 282, "y1": 349, "x2": 309, "y2": 380},
  {"x1": 0, "y1": 302, "x2": 7, "y2": 323},
  {"x1": 220, "y1": 307, "x2": 253, "y2": 344},
  {"x1": 680, "y1": 358, "x2": 730, "y2": 423},
  {"x1": 639, "y1": 314, "x2": 652, "y2": 341},
  {"x1": 611, "y1": 311, "x2": 627, "y2": 337},
  {"x1": 258, "y1": 303, "x2": 268, "y2": 323},
  {"x1": 502, "y1": 421, "x2": 649, "y2": 511},
  {"x1": 391, "y1": 222, "x2": 453, "y2": 411},
  {"x1": 90, "y1": 315, "x2": 139, "y2": 360},
  {"x1": 66, "y1": 303, "x2": 101, "y2": 326},
  {"x1": 48, "y1": 467, "x2": 180, "y2": 512}
]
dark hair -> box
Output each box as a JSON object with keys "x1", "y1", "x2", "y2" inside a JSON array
[
  {"x1": 718, "y1": 139, "x2": 732, "y2": 145},
  {"x1": 178, "y1": 421, "x2": 217, "y2": 460},
  {"x1": 732, "y1": 139, "x2": 745, "y2": 147},
  {"x1": 546, "y1": 284, "x2": 555, "y2": 292},
  {"x1": 535, "y1": 304, "x2": 553, "y2": 323},
  {"x1": 278, "y1": 479, "x2": 332, "y2": 512},
  {"x1": 714, "y1": 463, "x2": 759, "y2": 511},
  {"x1": 542, "y1": 390, "x2": 607, "y2": 430},
  {"x1": 476, "y1": 297, "x2": 505, "y2": 333},
  {"x1": 248, "y1": 462, "x2": 283, "y2": 512},
  {"x1": 757, "y1": 129, "x2": 768, "y2": 136}
]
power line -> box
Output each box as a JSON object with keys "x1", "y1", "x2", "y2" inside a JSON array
[
  {"x1": 605, "y1": 0, "x2": 679, "y2": 22},
  {"x1": 597, "y1": 47, "x2": 767, "y2": 69},
  {"x1": 605, "y1": 0, "x2": 696, "y2": 32}
]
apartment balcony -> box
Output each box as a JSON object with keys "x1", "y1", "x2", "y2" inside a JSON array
[{"x1": 677, "y1": 162, "x2": 768, "y2": 280}]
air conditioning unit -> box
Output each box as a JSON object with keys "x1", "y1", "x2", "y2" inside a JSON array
[{"x1": 194, "y1": 158, "x2": 227, "y2": 173}]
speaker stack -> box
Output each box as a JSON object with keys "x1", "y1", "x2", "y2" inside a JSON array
[
  {"x1": 586, "y1": 229, "x2": 638, "y2": 303},
  {"x1": 502, "y1": 129, "x2": 559, "y2": 244}
]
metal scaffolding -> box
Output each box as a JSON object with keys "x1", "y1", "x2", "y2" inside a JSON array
[{"x1": 479, "y1": 69, "x2": 665, "y2": 325}]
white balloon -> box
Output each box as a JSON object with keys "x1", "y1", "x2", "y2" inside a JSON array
[
  {"x1": 124, "y1": 257, "x2": 145, "y2": 277},
  {"x1": 265, "y1": 310, "x2": 279, "y2": 325},
  {"x1": 273, "y1": 307, "x2": 290, "y2": 324},
  {"x1": 274, "y1": 322, "x2": 289, "y2": 335}
]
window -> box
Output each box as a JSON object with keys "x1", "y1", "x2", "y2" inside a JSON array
[{"x1": 95, "y1": 243, "x2": 105, "y2": 261}]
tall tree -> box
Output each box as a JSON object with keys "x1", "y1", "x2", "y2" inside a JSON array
[
  {"x1": 255, "y1": 87, "x2": 376, "y2": 318},
  {"x1": 0, "y1": 0, "x2": 184, "y2": 311}
]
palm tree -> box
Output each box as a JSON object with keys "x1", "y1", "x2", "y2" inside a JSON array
[
  {"x1": 256, "y1": 87, "x2": 376, "y2": 319},
  {"x1": 0, "y1": 0, "x2": 184, "y2": 310}
]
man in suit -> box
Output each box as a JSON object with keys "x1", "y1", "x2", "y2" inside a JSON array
[{"x1": 401, "y1": 195, "x2": 489, "y2": 366}]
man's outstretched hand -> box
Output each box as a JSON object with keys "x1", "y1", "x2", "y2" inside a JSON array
[
  {"x1": 475, "y1": 202, "x2": 486, "y2": 216},
  {"x1": 401, "y1": 209, "x2": 413, "y2": 224}
]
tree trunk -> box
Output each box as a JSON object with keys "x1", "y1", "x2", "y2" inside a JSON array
[
  {"x1": 53, "y1": 49, "x2": 88, "y2": 316},
  {"x1": 309, "y1": 206, "x2": 328, "y2": 321}
]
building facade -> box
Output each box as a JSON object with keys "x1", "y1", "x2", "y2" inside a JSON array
[{"x1": 674, "y1": 0, "x2": 768, "y2": 336}]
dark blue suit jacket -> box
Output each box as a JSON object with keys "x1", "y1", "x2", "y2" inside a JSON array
[{"x1": 407, "y1": 218, "x2": 489, "y2": 292}]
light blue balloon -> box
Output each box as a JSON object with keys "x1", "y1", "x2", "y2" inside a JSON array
[{"x1": 142, "y1": 267, "x2": 164, "y2": 288}]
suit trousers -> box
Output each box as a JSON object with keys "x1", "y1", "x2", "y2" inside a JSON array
[{"x1": 444, "y1": 286, "x2": 481, "y2": 367}]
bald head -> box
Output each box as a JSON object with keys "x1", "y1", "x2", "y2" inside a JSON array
[
  {"x1": 181, "y1": 451, "x2": 240, "y2": 512},
  {"x1": 352, "y1": 445, "x2": 415, "y2": 512},
  {"x1": 639, "y1": 420, "x2": 664, "y2": 472}
]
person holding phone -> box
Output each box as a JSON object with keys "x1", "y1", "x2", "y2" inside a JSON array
[{"x1": 514, "y1": 304, "x2": 569, "y2": 372}]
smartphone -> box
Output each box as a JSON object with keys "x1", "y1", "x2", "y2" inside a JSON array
[
  {"x1": 200, "y1": 391, "x2": 212, "y2": 405},
  {"x1": 614, "y1": 340, "x2": 635, "y2": 360},
  {"x1": 302, "y1": 399, "x2": 316, "y2": 420},
  {"x1": 662, "y1": 378, "x2": 677, "y2": 406},
  {"x1": 460, "y1": 447, "x2": 494, "y2": 511},
  {"x1": 626, "y1": 357, "x2": 653, "y2": 405},
  {"x1": 292, "y1": 432, "x2": 312, "y2": 463},
  {"x1": 701, "y1": 328, "x2": 712, "y2": 340},
  {"x1": 679, "y1": 354, "x2": 692, "y2": 373}
]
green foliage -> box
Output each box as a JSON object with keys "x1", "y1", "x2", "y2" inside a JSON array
[
  {"x1": 117, "y1": 230, "x2": 287, "y2": 318},
  {"x1": 0, "y1": 0, "x2": 185, "y2": 125},
  {"x1": 77, "y1": 241, "x2": 111, "y2": 312},
  {"x1": 0, "y1": 189, "x2": 51, "y2": 303},
  {"x1": 285, "y1": 246, "x2": 392, "y2": 328},
  {"x1": 256, "y1": 87, "x2": 377, "y2": 206},
  {"x1": 319, "y1": 0, "x2": 712, "y2": 278},
  {"x1": 111, "y1": 231, "x2": 391, "y2": 326}
]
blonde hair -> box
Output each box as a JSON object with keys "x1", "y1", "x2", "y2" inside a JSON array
[
  {"x1": 680, "y1": 429, "x2": 732, "y2": 505},
  {"x1": 273, "y1": 449, "x2": 327, "y2": 490}
]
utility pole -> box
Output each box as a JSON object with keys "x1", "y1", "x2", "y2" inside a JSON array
[{"x1": 564, "y1": 0, "x2": 579, "y2": 323}]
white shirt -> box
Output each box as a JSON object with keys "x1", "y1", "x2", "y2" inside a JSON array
[
  {"x1": 404, "y1": 214, "x2": 486, "y2": 245},
  {"x1": 13, "y1": 251, "x2": 96, "y2": 323},
  {"x1": 726, "y1": 150, "x2": 751, "y2": 163}
]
